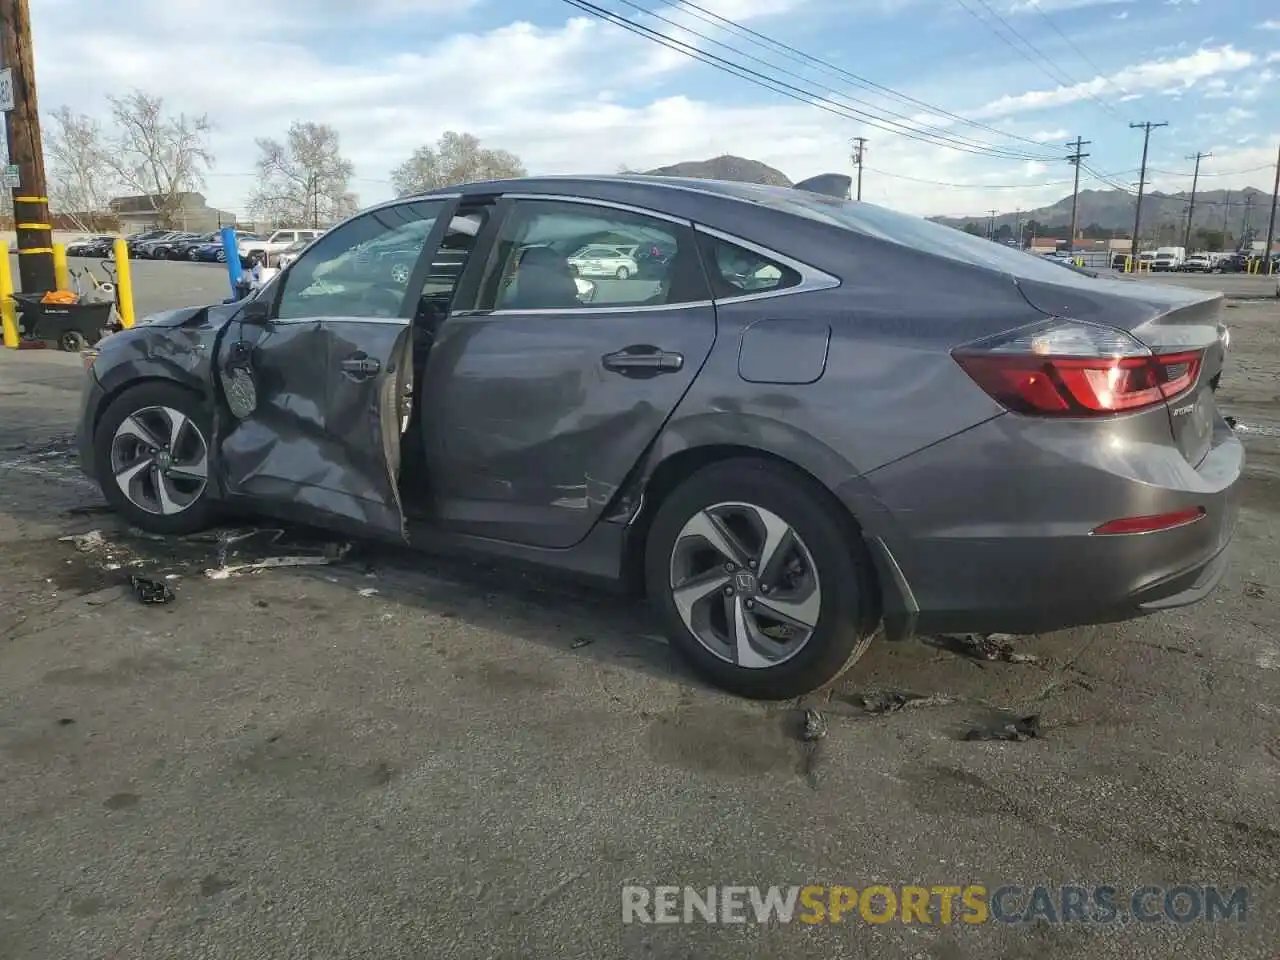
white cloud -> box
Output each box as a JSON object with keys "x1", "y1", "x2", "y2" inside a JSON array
[
  {"x1": 1257, "y1": 19, "x2": 1280, "y2": 29},
  {"x1": 1113, "y1": 10, "x2": 1129, "y2": 19},
  {"x1": 1029, "y1": 129, "x2": 1069, "y2": 141},
  {"x1": 974, "y1": 45, "x2": 1255, "y2": 118}
]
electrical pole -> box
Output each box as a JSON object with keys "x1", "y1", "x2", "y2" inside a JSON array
[
  {"x1": 1264, "y1": 141, "x2": 1279, "y2": 274},
  {"x1": 850, "y1": 137, "x2": 867, "y2": 201},
  {"x1": 1129, "y1": 121, "x2": 1167, "y2": 263},
  {"x1": 1014, "y1": 208, "x2": 1022, "y2": 249},
  {"x1": 1065, "y1": 136, "x2": 1090, "y2": 253},
  {"x1": 1182, "y1": 151, "x2": 1209, "y2": 251},
  {"x1": 987, "y1": 209, "x2": 998, "y2": 240},
  {"x1": 1221, "y1": 189, "x2": 1232, "y2": 247},
  {"x1": 0, "y1": 0, "x2": 54, "y2": 293},
  {"x1": 1242, "y1": 194, "x2": 1254, "y2": 244}
]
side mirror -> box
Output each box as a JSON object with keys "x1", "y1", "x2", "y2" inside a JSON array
[{"x1": 241, "y1": 298, "x2": 270, "y2": 324}]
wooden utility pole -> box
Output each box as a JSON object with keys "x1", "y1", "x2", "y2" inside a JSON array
[
  {"x1": 0, "y1": 0, "x2": 54, "y2": 293},
  {"x1": 1264, "y1": 142, "x2": 1279, "y2": 274},
  {"x1": 1182, "y1": 151, "x2": 1210, "y2": 251},
  {"x1": 850, "y1": 137, "x2": 867, "y2": 201},
  {"x1": 1128, "y1": 121, "x2": 1166, "y2": 263},
  {"x1": 1065, "y1": 136, "x2": 1091, "y2": 252}
]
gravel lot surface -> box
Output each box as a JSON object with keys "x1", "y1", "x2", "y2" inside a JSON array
[{"x1": 0, "y1": 266, "x2": 1277, "y2": 959}]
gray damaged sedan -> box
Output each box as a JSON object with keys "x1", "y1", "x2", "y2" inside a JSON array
[{"x1": 76, "y1": 173, "x2": 1243, "y2": 699}]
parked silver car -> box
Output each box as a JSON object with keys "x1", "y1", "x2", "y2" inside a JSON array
[{"x1": 76, "y1": 173, "x2": 1242, "y2": 699}]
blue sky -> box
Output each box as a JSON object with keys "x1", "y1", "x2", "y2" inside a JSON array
[{"x1": 31, "y1": 0, "x2": 1280, "y2": 218}]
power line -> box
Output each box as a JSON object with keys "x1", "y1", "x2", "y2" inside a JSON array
[
  {"x1": 563, "y1": 0, "x2": 1058, "y2": 161},
  {"x1": 659, "y1": 0, "x2": 1060, "y2": 153},
  {"x1": 1148, "y1": 163, "x2": 1275, "y2": 177},
  {"x1": 608, "y1": 0, "x2": 1053, "y2": 159},
  {"x1": 863, "y1": 167, "x2": 1136, "y2": 189},
  {"x1": 952, "y1": 0, "x2": 1120, "y2": 119},
  {"x1": 1022, "y1": 0, "x2": 1134, "y2": 102}
]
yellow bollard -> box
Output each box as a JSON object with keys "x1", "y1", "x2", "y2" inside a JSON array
[
  {"x1": 112, "y1": 237, "x2": 136, "y2": 329},
  {"x1": 52, "y1": 243, "x2": 70, "y2": 292},
  {"x1": 0, "y1": 240, "x2": 18, "y2": 348}
]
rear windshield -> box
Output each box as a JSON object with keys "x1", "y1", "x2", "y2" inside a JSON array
[{"x1": 690, "y1": 180, "x2": 1094, "y2": 283}]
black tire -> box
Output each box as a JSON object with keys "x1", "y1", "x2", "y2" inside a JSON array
[
  {"x1": 644, "y1": 457, "x2": 878, "y2": 700},
  {"x1": 59, "y1": 330, "x2": 87, "y2": 352},
  {"x1": 93, "y1": 381, "x2": 218, "y2": 536}
]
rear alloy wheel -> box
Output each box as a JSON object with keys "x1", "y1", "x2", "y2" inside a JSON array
[
  {"x1": 93, "y1": 382, "x2": 217, "y2": 535},
  {"x1": 645, "y1": 458, "x2": 877, "y2": 700},
  {"x1": 615, "y1": 265, "x2": 630, "y2": 280}
]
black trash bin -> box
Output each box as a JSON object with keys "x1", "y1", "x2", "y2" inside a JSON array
[{"x1": 13, "y1": 294, "x2": 115, "y2": 351}]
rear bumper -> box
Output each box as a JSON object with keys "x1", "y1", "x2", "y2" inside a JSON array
[{"x1": 859, "y1": 412, "x2": 1243, "y2": 637}]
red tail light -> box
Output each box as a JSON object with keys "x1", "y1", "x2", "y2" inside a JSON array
[
  {"x1": 953, "y1": 320, "x2": 1203, "y2": 417},
  {"x1": 1092, "y1": 507, "x2": 1205, "y2": 535}
]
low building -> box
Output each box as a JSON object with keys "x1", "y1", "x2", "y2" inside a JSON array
[{"x1": 109, "y1": 192, "x2": 238, "y2": 234}]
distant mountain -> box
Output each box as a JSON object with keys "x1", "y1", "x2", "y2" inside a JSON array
[
  {"x1": 644, "y1": 155, "x2": 792, "y2": 187},
  {"x1": 932, "y1": 186, "x2": 1276, "y2": 243}
]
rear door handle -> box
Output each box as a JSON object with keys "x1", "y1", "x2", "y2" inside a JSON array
[
  {"x1": 340, "y1": 354, "x2": 381, "y2": 378},
  {"x1": 602, "y1": 347, "x2": 684, "y2": 374}
]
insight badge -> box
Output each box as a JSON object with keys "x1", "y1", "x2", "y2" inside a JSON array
[{"x1": 621, "y1": 884, "x2": 1249, "y2": 925}]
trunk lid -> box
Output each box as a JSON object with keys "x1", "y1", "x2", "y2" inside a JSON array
[{"x1": 1013, "y1": 274, "x2": 1226, "y2": 467}]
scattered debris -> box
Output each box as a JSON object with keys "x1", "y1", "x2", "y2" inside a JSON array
[
  {"x1": 205, "y1": 553, "x2": 345, "y2": 579},
  {"x1": 1245, "y1": 582, "x2": 1266, "y2": 599},
  {"x1": 59, "y1": 530, "x2": 106, "y2": 553},
  {"x1": 56, "y1": 718, "x2": 75, "y2": 726},
  {"x1": 130, "y1": 575, "x2": 174, "y2": 605},
  {"x1": 254, "y1": 599, "x2": 269, "y2": 609},
  {"x1": 1224, "y1": 415, "x2": 1238, "y2": 429},
  {"x1": 963, "y1": 714, "x2": 1041, "y2": 743},
  {"x1": 929, "y1": 633, "x2": 1039, "y2": 664},
  {"x1": 357, "y1": 587, "x2": 379, "y2": 598},
  {"x1": 799, "y1": 708, "x2": 828, "y2": 742},
  {"x1": 850, "y1": 690, "x2": 956, "y2": 715},
  {"x1": 570, "y1": 636, "x2": 594, "y2": 650}
]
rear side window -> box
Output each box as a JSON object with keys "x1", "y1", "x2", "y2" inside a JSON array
[{"x1": 699, "y1": 234, "x2": 800, "y2": 298}]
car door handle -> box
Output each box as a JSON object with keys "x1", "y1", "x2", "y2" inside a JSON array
[
  {"x1": 340, "y1": 355, "x2": 381, "y2": 378},
  {"x1": 602, "y1": 347, "x2": 684, "y2": 373}
]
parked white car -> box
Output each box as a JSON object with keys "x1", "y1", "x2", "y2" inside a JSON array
[
  {"x1": 1182, "y1": 254, "x2": 1213, "y2": 273},
  {"x1": 567, "y1": 244, "x2": 639, "y2": 280},
  {"x1": 238, "y1": 228, "x2": 323, "y2": 263},
  {"x1": 274, "y1": 238, "x2": 312, "y2": 270}
]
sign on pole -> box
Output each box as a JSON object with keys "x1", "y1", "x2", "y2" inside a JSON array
[
  {"x1": 0, "y1": 69, "x2": 13, "y2": 113},
  {"x1": 2, "y1": 165, "x2": 19, "y2": 189}
]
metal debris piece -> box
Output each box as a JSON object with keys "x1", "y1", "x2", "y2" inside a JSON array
[
  {"x1": 570, "y1": 636, "x2": 594, "y2": 649},
  {"x1": 800, "y1": 708, "x2": 828, "y2": 742},
  {"x1": 854, "y1": 690, "x2": 955, "y2": 715},
  {"x1": 130, "y1": 575, "x2": 174, "y2": 605},
  {"x1": 204, "y1": 551, "x2": 347, "y2": 579},
  {"x1": 1244, "y1": 582, "x2": 1266, "y2": 599},
  {"x1": 58, "y1": 530, "x2": 106, "y2": 552},
  {"x1": 931, "y1": 633, "x2": 1039, "y2": 664},
  {"x1": 357, "y1": 587, "x2": 379, "y2": 597},
  {"x1": 963, "y1": 714, "x2": 1041, "y2": 742}
]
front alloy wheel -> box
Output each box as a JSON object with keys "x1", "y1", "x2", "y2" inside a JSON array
[
  {"x1": 110, "y1": 405, "x2": 208, "y2": 517},
  {"x1": 94, "y1": 383, "x2": 218, "y2": 534}
]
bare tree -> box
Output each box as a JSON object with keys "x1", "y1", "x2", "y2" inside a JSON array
[
  {"x1": 104, "y1": 91, "x2": 213, "y2": 228},
  {"x1": 45, "y1": 106, "x2": 119, "y2": 230},
  {"x1": 390, "y1": 131, "x2": 526, "y2": 195},
  {"x1": 248, "y1": 121, "x2": 357, "y2": 229}
]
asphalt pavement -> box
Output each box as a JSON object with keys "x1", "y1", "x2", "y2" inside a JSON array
[{"x1": 0, "y1": 267, "x2": 1277, "y2": 959}]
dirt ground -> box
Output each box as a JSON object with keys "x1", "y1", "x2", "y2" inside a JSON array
[{"x1": 0, "y1": 288, "x2": 1278, "y2": 959}]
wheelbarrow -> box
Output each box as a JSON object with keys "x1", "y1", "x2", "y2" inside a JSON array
[{"x1": 13, "y1": 293, "x2": 115, "y2": 352}]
